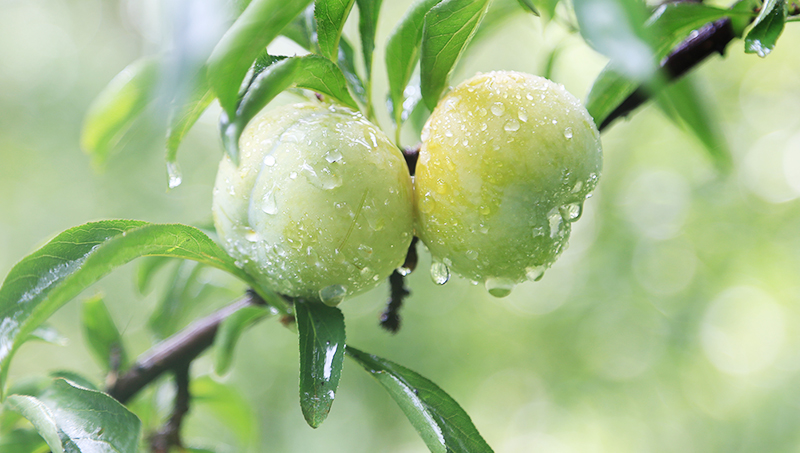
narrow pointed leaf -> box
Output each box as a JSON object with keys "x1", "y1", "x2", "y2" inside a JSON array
[
  {"x1": 355, "y1": 0, "x2": 383, "y2": 79},
  {"x1": 347, "y1": 347, "x2": 494, "y2": 453},
  {"x1": 80, "y1": 57, "x2": 158, "y2": 167},
  {"x1": 0, "y1": 428, "x2": 46, "y2": 453},
  {"x1": 9, "y1": 379, "x2": 141, "y2": 453},
  {"x1": 282, "y1": 5, "x2": 316, "y2": 49},
  {"x1": 81, "y1": 295, "x2": 127, "y2": 372},
  {"x1": 136, "y1": 256, "x2": 174, "y2": 294},
  {"x1": 214, "y1": 305, "x2": 271, "y2": 375},
  {"x1": 207, "y1": 0, "x2": 313, "y2": 116},
  {"x1": 295, "y1": 301, "x2": 345, "y2": 428},
  {"x1": 655, "y1": 77, "x2": 731, "y2": 171},
  {"x1": 165, "y1": 70, "x2": 215, "y2": 185},
  {"x1": 148, "y1": 260, "x2": 205, "y2": 339},
  {"x1": 420, "y1": 0, "x2": 491, "y2": 111},
  {"x1": 516, "y1": 0, "x2": 539, "y2": 15},
  {"x1": 585, "y1": 66, "x2": 637, "y2": 128},
  {"x1": 0, "y1": 220, "x2": 257, "y2": 394},
  {"x1": 315, "y1": 0, "x2": 358, "y2": 61},
  {"x1": 220, "y1": 55, "x2": 357, "y2": 161},
  {"x1": 745, "y1": 0, "x2": 785, "y2": 57},
  {"x1": 27, "y1": 325, "x2": 67, "y2": 346},
  {"x1": 386, "y1": 0, "x2": 444, "y2": 125}
]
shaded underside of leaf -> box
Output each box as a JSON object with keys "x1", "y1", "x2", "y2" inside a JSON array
[
  {"x1": 744, "y1": 0, "x2": 786, "y2": 57},
  {"x1": 315, "y1": 0, "x2": 358, "y2": 61},
  {"x1": 295, "y1": 301, "x2": 346, "y2": 428},
  {"x1": 213, "y1": 305, "x2": 272, "y2": 376},
  {"x1": 347, "y1": 346, "x2": 494, "y2": 453},
  {"x1": 81, "y1": 294, "x2": 128, "y2": 372},
  {"x1": 355, "y1": 0, "x2": 384, "y2": 80}
]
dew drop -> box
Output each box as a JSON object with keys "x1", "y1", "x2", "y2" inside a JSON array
[
  {"x1": 167, "y1": 161, "x2": 182, "y2": 189},
  {"x1": 480, "y1": 123, "x2": 488, "y2": 131},
  {"x1": 244, "y1": 228, "x2": 260, "y2": 242},
  {"x1": 552, "y1": 119, "x2": 558, "y2": 125},
  {"x1": 264, "y1": 155, "x2": 276, "y2": 166},
  {"x1": 319, "y1": 284, "x2": 347, "y2": 306},
  {"x1": 419, "y1": 193, "x2": 436, "y2": 214},
  {"x1": 548, "y1": 207, "x2": 563, "y2": 238},
  {"x1": 325, "y1": 150, "x2": 343, "y2": 163},
  {"x1": 571, "y1": 181, "x2": 584, "y2": 193},
  {"x1": 262, "y1": 190, "x2": 278, "y2": 214},
  {"x1": 532, "y1": 226, "x2": 545, "y2": 238},
  {"x1": 430, "y1": 260, "x2": 450, "y2": 285},
  {"x1": 466, "y1": 250, "x2": 479, "y2": 260},
  {"x1": 559, "y1": 203, "x2": 583, "y2": 222},
  {"x1": 445, "y1": 130, "x2": 454, "y2": 138},
  {"x1": 477, "y1": 107, "x2": 488, "y2": 117},
  {"x1": 564, "y1": 127, "x2": 573, "y2": 139},
  {"x1": 485, "y1": 277, "x2": 515, "y2": 298},
  {"x1": 518, "y1": 111, "x2": 528, "y2": 122},
  {"x1": 526, "y1": 93, "x2": 534, "y2": 101},
  {"x1": 491, "y1": 102, "x2": 506, "y2": 116},
  {"x1": 504, "y1": 119, "x2": 520, "y2": 132},
  {"x1": 525, "y1": 266, "x2": 546, "y2": 282}
]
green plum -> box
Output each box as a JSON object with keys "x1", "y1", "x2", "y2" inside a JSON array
[
  {"x1": 213, "y1": 102, "x2": 414, "y2": 305},
  {"x1": 414, "y1": 71, "x2": 602, "y2": 297}
]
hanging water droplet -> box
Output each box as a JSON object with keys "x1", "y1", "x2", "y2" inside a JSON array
[
  {"x1": 526, "y1": 266, "x2": 546, "y2": 282},
  {"x1": 319, "y1": 284, "x2": 347, "y2": 306},
  {"x1": 504, "y1": 119, "x2": 520, "y2": 132},
  {"x1": 491, "y1": 102, "x2": 506, "y2": 116},
  {"x1": 167, "y1": 161, "x2": 182, "y2": 189},
  {"x1": 485, "y1": 277, "x2": 515, "y2": 298},
  {"x1": 559, "y1": 203, "x2": 583, "y2": 222},
  {"x1": 262, "y1": 190, "x2": 278, "y2": 214},
  {"x1": 430, "y1": 260, "x2": 450, "y2": 285}
]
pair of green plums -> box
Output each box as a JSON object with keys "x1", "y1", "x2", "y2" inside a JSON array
[{"x1": 212, "y1": 71, "x2": 602, "y2": 305}]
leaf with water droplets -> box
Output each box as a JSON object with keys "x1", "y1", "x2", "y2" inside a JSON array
[
  {"x1": 206, "y1": 0, "x2": 314, "y2": 116},
  {"x1": 166, "y1": 69, "x2": 215, "y2": 188},
  {"x1": 7, "y1": 379, "x2": 141, "y2": 453},
  {"x1": 347, "y1": 346, "x2": 495, "y2": 453},
  {"x1": 296, "y1": 301, "x2": 346, "y2": 428},
  {"x1": 0, "y1": 221, "x2": 268, "y2": 395},
  {"x1": 420, "y1": 0, "x2": 492, "y2": 111},
  {"x1": 744, "y1": 0, "x2": 785, "y2": 57}
]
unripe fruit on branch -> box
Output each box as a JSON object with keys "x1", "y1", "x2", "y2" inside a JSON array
[
  {"x1": 415, "y1": 71, "x2": 602, "y2": 297},
  {"x1": 213, "y1": 103, "x2": 414, "y2": 305}
]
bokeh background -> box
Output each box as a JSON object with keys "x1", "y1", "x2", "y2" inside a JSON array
[{"x1": 3, "y1": 0, "x2": 800, "y2": 451}]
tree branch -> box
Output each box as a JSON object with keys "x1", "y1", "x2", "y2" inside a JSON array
[
  {"x1": 380, "y1": 237, "x2": 419, "y2": 333},
  {"x1": 107, "y1": 290, "x2": 267, "y2": 404},
  {"x1": 598, "y1": 18, "x2": 736, "y2": 131},
  {"x1": 149, "y1": 363, "x2": 191, "y2": 453}
]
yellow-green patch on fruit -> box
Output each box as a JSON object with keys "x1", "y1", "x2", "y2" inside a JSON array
[
  {"x1": 415, "y1": 71, "x2": 602, "y2": 296},
  {"x1": 213, "y1": 102, "x2": 414, "y2": 304}
]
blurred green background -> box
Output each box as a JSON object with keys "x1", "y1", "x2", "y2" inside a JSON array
[{"x1": 3, "y1": 0, "x2": 800, "y2": 451}]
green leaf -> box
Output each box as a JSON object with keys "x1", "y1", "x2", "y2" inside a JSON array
[
  {"x1": 295, "y1": 301, "x2": 345, "y2": 428},
  {"x1": 420, "y1": 0, "x2": 491, "y2": 111},
  {"x1": 745, "y1": 0, "x2": 786, "y2": 57},
  {"x1": 220, "y1": 55, "x2": 357, "y2": 162},
  {"x1": 191, "y1": 376, "x2": 257, "y2": 447},
  {"x1": 165, "y1": 70, "x2": 215, "y2": 189},
  {"x1": 355, "y1": 0, "x2": 383, "y2": 80},
  {"x1": 0, "y1": 220, "x2": 259, "y2": 395},
  {"x1": 282, "y1": 5, "x2": 317, "y2": 49},
  {"x1": 347, "y1": 347, "x2": 494, "y2": 453},
  {"x1": 647, "y1": 3, "x2": 746, "y2": 57},
  {"x1": 655, "y1": 76, "x2": 731, "y2": 171},
  {"x1": 136, "y1": 256, "x2": 174, "y2": 294},
  {"x1": 338, "y1": 36, "x2": 368, "y2": 106},
  {"x1": 7, "y1": 379, "x2": 141, "y2": 453},
  {"x1": 585, "y1": 66, "x2": 637, "y2": 128},
  {"x1": 27, "y1": 325, "x2": 67, "y2": 347},
  {"x1": 80, "y1": 57, "x2": 158, "y2": 168},
  {"x1": 573, "y1": 0, "x2": 654, "y2": 82},
  {"x1": 0, "y1": 428, "x2": 46, "y2": 453},
  {"x1": 48, "y1": 371, "x2": 98, "y2": 392},
  {"x1": 315, "y1": 0, "x2": 358, "y2": 61},
  {"x1": 148, "y1": 260, "x2": 205, "y2": 339},
  {"x1": 516, "y1": 0, "x2": 539, "y2": 15},
  {"x1": 207, "y1": 0, "x2": 314, "y2": 116},
  {"x1": 213, "y1": 305, "x2": 272, "y2": 376},
  {"x1": 386, "y1": 0, "x2": 444, "y2": 126},
  {"x1": 81, "y1": 294, "x2": 127, "y2": 372}
]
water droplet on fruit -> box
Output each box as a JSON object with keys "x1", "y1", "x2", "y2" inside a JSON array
[
  {"x1": 560, "y1": 203, "x2": 582, "y2": 222},
  {"x1": 244, "y1": 228, "x2": 260, "y2": 242},
  {"x1": 518, "y1": 111, "x2": 528, "y2": 122},
  {"x1": 319, "y1": 284, "x2": 347, "y2": 306},
  {"x1": 491, "y1": 102, "x2": 506, "y2": 116},
  {"x1": 167, "y1": 161, "x2": 182, "y2": 189},
  {"x1": 548, "y1": 207, "x2": 563, "y2": 238},
  {"x1": 504, "y1": 119, "x2": 520, "y2": 132},
  {"x1": 430, "y1": 260, "x2": 450, "y2": 285},
  {"x1": 571, "y1": 181, "x2": 584, "y2": 193},
  {"x1": 419, "y1": 193, "x2": 436, "y2": 213},
  {"x1": 325, "y1": 150, "x2": 343, "y2": 163},
  {"x1": 466, "y1": 250, "x2": 479, "y2": 260},
  {"x1": 477, "y1": 107, "x2": 488, "y2": 117},
  {"x1": 264, "y1": 155, "x2": 276, "y2": 166},
  {"x1": 526, "y1": 266, "x2": 546, "y2": 281},
  {"x1": 485, "y1": 277, "x2": 515, "y2": 297},
  {"x1": 526, "y1": 93, "x2": 534, "y2": 100},
  {"x1": 532, "y1": 226, "x2": 545, "y2": 238},
  {"x1": 262, "y1": 190, "x2": 278, "y2": 214}
]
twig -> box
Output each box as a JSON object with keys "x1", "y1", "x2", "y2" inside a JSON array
[
  {"x1": 380, "y1": 237, "x2": 419, "y2": 333},
  {"x1": 598, "y1": 18, "x2": 736, "y2": 131},
  {"x1": 149, "y1": 363, "x2": 191, "y2": 453},
  {"x1": 107, "y1": 290, "x2": 267, "y2": 404}
]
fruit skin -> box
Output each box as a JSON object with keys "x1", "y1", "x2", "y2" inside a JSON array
[
  {"x1": 213, "y1": 102, "x2": 414, "y2": 303},
  {"x1": 415, "y1": 71, "x2": 602, "y2": 291}
]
